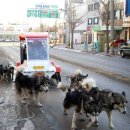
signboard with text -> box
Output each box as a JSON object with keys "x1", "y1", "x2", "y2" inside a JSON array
[
  {"x1": 27, "y1": 4, "x2": 59, "y2": 18},
  {"x1": 27, "y1": 9, "x2": 59, "y2": 18},
  {"x1": 35, "y1": 4, "x2": 58, "y2": 9},
  {"x1": 93, "y1": 26, "x2": 101, "y2": 32}
]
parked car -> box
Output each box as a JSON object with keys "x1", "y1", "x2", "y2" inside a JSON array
[
  {"x1": 114, "y1": 39, "x2": 126, "y2": 47},
  {"x1": 120, "y1": 40, "x2": 130, "y2": 58}
]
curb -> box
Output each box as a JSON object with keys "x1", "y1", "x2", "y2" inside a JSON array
[{"x1": 50, "y1": 54, "x2": 130, "y2": 85}]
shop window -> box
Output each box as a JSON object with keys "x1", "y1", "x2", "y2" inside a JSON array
[{"x1": 120, "y1": 9, "x2": 124, "y2": 19}]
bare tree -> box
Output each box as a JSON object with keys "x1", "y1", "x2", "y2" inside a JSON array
[
  {"x1": 91, "y1": 0, "x2": 117, "y2": 54},
  {"x1": 65, "y1": 1, "x2": 86, "y2": 49},
  {"x1": 99, "y1": 0, "x2": 110, "y2": 54}
]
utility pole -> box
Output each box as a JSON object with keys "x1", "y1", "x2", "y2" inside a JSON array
[
  {"x1": 110, "y1": 0, "x2": 114, "y2": 40},
  {"x1": 54, "y1": 19, "x2": 57, "y2": 45},
  {"x1": 68, "y1": 0, "x2": 71, "y2": 46}
]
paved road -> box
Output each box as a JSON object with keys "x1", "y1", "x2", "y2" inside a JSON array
[
  {"x1": 0, "y1": 43, "x2": 130, "y2": 130},
  {"x1": 50, "y1": 47, "x2": 130, "y2": 84}
]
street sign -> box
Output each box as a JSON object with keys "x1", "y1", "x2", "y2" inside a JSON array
[
  {"x1": 93, "y1": 26, "x2": 101, "y2": 32},
  {"x1": 27, "y1": 9, "x2": 59, "y2": 18},
  {"x1": 35, "y1": 4, "x2": 58, "y2": 9}
]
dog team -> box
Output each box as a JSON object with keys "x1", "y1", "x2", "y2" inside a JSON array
[
  {"x1": 14, "y1": 68, "x2": 128, "y2": 130},
  {"x1": 57, "y1": 69, "x2": 128, "y2": 129},
  {"x1": 0, "y1": 62, "x2": 14, "y2": 82}
]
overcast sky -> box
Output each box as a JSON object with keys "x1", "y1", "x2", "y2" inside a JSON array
[{"x1": 0, "y1": 0, "x2": 65, "y2": 25}]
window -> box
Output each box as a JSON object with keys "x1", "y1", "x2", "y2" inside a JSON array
[
  {"x1": 88, "y1": 4, "x2": 93, "y2": 11},
  {"x1": 120, "y1": 9, "x2": 124, "y2": 19},
  {"x1": 27, "y1": 38, "x2": 48, "y2": 60},
  {"x1": 88, "y1": 18, "x2": 93, "y2": 25},
  {"x1": 93, "y1": 17, "x2": 99, "y2": 24},
  {"x1": 94, "y1": 2, "x2": 99, "y2": 10},
  {"x1": 114, "y1": 10, "x2": 120, "y2": 19}
]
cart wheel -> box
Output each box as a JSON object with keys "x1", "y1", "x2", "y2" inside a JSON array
[
  {"x1": 121, "y1": 51, "x2": 125, "y2": 58},
  {"x1": 51, "y1": 72, "x2": 61, "y2": 83}
]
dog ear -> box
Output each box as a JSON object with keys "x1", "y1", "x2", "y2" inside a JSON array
[
  {"x1": 68, "y1": 88, "x2": 71, "y2": 93},
  {"x1": 122, "y1": 91, "x2": 126, "y2": 96},
  {"x1": 122, "y1": 91, "x2": 128, "y2": 103},
  {"x1": 86, "y1": 74, "x2": 88, "y2": 78},
  {"x1": 66, "y1": 76, "x2": 70, "y2": 81},
  {"x1": 46, "y1": 75, "x2": 49, "y2": 78},
  {"x1": 111, "y1": 92, "x2": 117, "y2": 97},
  {"x1": 108, "y1": 92, "x2": 114, "y2": 97}
]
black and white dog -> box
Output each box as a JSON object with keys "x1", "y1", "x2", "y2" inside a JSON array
[
  {"x1": 0, "y1": 63, "x2": 14, "y2": 82},
  {"x1": 0, "y1": 64, "x2": 4, "y2": 80},
  {"x1": 97, "y1": 89, "x2": 128, "y2": 129},
  {"x1": 57, "y1": 69, "x2": 88, "y2": 115},
  {"x1": 60, "y1": 69, "x2": 88, "y2": 92},
  {"x1": 58, "y1": 77, "x2": 101, "y2": 129},
  {"x1": 81, "y1": 78, "x2": 128, "y2": 129},
  {"x1": 69, "y1": 69, "x2": 88, "y2": 91},
  {"x1": 15, "y1": 71, "x2": 50, "y2": 106}
]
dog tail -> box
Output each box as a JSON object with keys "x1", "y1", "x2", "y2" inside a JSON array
[
  {"x1": 57, "y1": 82, "x2": 67, "y2": 92},
  {"x1": 71, "y1": 69, "x2": 82, "y2": 77},
  {"x1": 82, "y1": 77, "x2": 96, "y2": 91}
]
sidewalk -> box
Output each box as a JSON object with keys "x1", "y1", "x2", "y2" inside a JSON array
[{"x1": 53, "y1": 43, "x2": 119, "y2": 57}]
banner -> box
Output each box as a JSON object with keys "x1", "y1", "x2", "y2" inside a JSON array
[{"x1": 125, "y1": 0, "x2": 130, "y2": 16}]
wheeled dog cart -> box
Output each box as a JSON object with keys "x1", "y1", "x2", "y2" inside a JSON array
[{"x1": 14, "y1": 32, "x2": 61, "y2": 83}]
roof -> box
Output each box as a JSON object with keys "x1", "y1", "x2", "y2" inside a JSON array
[{"x1": 19, "y1": 32, "x2": 48, "y2": 40}]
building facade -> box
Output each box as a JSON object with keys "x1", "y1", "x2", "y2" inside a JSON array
[
  {"x1": 86, "y1": 0, "x2": 124, "y2": 45},
  {"x1": 123, "y1": 0, "x2": 130, "y2": 40}
]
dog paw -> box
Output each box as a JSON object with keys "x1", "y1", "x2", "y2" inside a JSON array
[
  {"x1": 64, "y1": 109, "x2": 68, "y2": 115},
  {"x1": 71, "y1": 126, "x2": 77, "y2": 130},
  {"x1": 71, "y1": 124, "x2": 77, "y2": 130},
  {"x1": 21, "y1": 100, "x2": 26, "y2": 104},
  {"x1": 110, "y1": 124, "x2": 114, "y2": 129},
  {"x1": 87, "y1": 122, "x2": 92, "y2": 128},
  {"x1": 37, "y1": 103, "x2": 43, "y2": 107},
  {"x1": 64, "y1": 112, "x2": 68, "y2": 115},
  {"x1": 92, "y1": 122, "x2": 99, "y2": 127},
  {"x1": 71, "y1": 128, "x2": 77, "y2": 130},
  {"x1": 79, "y1": 118, "x2": 85, "y2": 122},
  {"x1": 23, "y1": 97, "x2": 28, "y2": 100}
]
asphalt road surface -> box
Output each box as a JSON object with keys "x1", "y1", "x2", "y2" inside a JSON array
[{"x1": 0, "y1": 43, "x2": 130, "y2": 130}]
